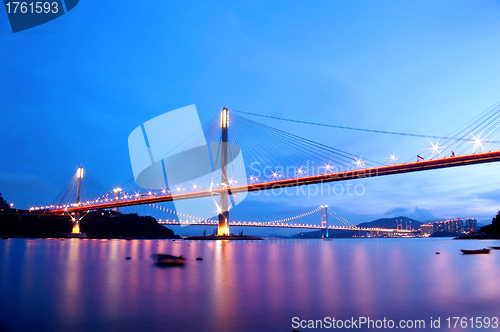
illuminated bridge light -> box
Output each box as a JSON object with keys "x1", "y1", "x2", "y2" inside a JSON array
[
  {"x1": 430, "y1": 141, "x2": 441, "y2": 155},
  {"x1": 471, "y1": 134, "x2": 483, "y2": 150},
  {"x1": 353, "y1": 157, "x2": 364, "y2": 168}
]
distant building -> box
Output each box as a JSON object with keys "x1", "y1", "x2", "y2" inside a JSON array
[
  {"x1": 465, "y1": 218, "x2": 477, "y2": 232},
  {"x1": 449, "y1": 218, "x2": 464, "y2": 234},
  {"x1": 434, "y1": 221, "x2": 446, "y2": 233},
  {"x1": 420, "y1": 223, "x2": 434, "y2": 235},
  {"x1": 420, "y1": 218, "x2": 467, "y2": 235}
]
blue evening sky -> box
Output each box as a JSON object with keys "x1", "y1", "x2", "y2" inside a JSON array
[{"x1": 2, "y1": 1, "x2": 500, "y2": 232}]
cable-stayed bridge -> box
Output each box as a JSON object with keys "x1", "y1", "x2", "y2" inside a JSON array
[{"x1": 32, "y1": 103, "x2": 500, "y2": 236}]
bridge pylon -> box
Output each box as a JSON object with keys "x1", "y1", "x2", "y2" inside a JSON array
[
  {"x1": 113, "y1": 188, "x2": 122, "y2": 212},
  {"x1": 397, "y1": 219, "x2": 402, "y2": 231},
  {"x1": 218, "y1": 108, "x2": 230, "y2": 236},
  {"x1": 71, "y1": 166, "x2": 84, "y2": 234},
  {"x1": 321, "y1": 205, "x2": 328, "y2": 238}
]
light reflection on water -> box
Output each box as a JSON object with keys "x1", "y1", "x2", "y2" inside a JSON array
[{"x1": 1, "y1": 238, "x2": 500, "y2": 331}]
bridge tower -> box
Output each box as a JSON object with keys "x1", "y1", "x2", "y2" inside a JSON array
[
  {"x1": 321, "y1": 205, "x2": 328, "y2": 238},
  {"x1": 397, "y1": 219, "x2": 402, "y2": 230},
  {"x1": 113, "y1": 188, "x2": 122, "y2": 212},
  {"x1": 71, "y1": 166, "x2": 84, "y2": 234},
  {"x1": 218, "y1": 108, "x2": 230, "y2": 236}
]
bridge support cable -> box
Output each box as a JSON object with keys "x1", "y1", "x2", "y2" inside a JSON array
[
  {"x1": 230, "y1": 104, "x2": 500, "y2": 145},
  {"x1": 49, "y1": 166, "x2": 109, "y2": 211},
  {"x1": 248, "y1": 206, "x2": 322, "y2": 227},
  {"x1": 228, "y1": 113, "x2": 383, "y2": 175},
  {"x1": 230, "y1": 104, "x2": 500, "y2": 164},
  {"x1": 326, "y1": 208, "x2": 356, "y2": 228},
  {"x1": 411, "y1": 102, "x2": 500, "y2": 162},
  {"x1": 151, "y1": 204, "x2": 325, "y2": 228}
]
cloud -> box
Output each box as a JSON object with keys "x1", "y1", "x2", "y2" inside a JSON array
[
  {"x1": 384, "y1": 207, "x2": 411, "y2": 217},
  {"x1": 407, "y1": 206, "x2": 438, "y2": 222},
  {"x1": 382, "y1": 206, "x2": 438, "y2": 222},
  {"x1": 476, "y1": 189, "x2": 500, "y2": 201}
]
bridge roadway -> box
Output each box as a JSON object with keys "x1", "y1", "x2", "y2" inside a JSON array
[
  {"x1": 157, "y1": 220, "x2": 417, "y2": 234},
  {"x1": 50, "y1": 150, "x2": 500, "y2": 214}
]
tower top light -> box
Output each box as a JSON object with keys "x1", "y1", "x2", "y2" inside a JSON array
[{"x1": 221, "y1": 108, "x2": 229, "y2": 128}]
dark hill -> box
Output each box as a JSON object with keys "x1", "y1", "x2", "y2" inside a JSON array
[
  {"x1": 0, "y1": 210, "x2": 69, "y2": 237},
  {"x1": 357, "y1": 216, "x2": 422, "y2": 230},
  {"x1": 0, "y1": 192, "x2": 10, "y2": 210},
  {"x1": 81, "y1": 210, "x2": 180, "y2": 239},
  {"x1": 0, "y1": 210, "x2": 179, "y2": 239},
  {"x1": 480, "y1": 210, "x2": 500, "y2": 234},
  {"x1": 458, "y1": 210, "x2": 500, "y2": 239}
]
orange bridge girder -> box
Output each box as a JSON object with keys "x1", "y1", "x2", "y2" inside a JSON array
[{"x1": 50, "y1": 150, "x2": 500, "y2": 214}]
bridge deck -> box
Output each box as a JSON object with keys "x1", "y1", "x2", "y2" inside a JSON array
[
  {"x1": 50, "y1": 150, "x2": 500, "y2": 213},
  {"x1": 157, "y1": 221, "x2": 417, "y2": 233}
]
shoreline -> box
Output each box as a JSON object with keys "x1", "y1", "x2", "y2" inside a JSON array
[{"x1": 184, "y1": 235, "x2": 263, "y2": 240}]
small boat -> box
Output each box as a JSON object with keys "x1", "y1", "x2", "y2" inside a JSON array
[
  {"x1": 151, "y1": 254, "x2": 185, "y2": 266},
  {"x1": 461, "y1": 248, "x2": 490, "y2": 255},
  {"x1": 489, "y1": 246, "x2": 500, "y2": 250}
]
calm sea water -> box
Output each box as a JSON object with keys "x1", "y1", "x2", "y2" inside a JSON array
[{"x1": 1, "y1": 237, "x2": 500, "y2": 332}]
